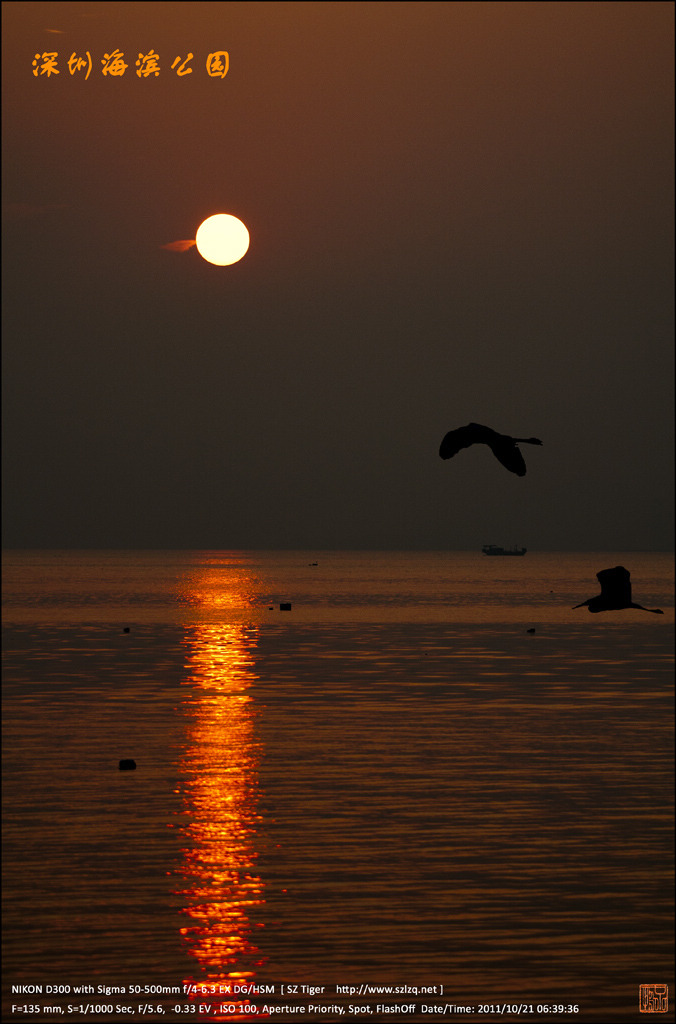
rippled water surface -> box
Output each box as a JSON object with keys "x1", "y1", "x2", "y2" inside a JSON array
[{"x1": 2, "y1": 551, "x2": 674, "y2": 1023}]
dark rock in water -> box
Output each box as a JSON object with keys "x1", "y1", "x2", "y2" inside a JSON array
[
  {"x1": 119, "y1": 759, "x2": 136, "y2": 770},
  {"x1": 123, "y1": 627, "x2": 130, "y2": 633},
  {"x1": 279, "y1": 602, "x2": 292, "y2": 611},
  {"x1": 526, "y1": 628, "x2": 536, "y2": 634}
]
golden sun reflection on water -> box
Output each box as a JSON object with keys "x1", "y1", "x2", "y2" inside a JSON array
[
  {"x1": 175, "y1": 618, "x2": 267, "y2": 1015},
  {"x1": 177, "y1": 556, "x2": 263, "y2": 619}
]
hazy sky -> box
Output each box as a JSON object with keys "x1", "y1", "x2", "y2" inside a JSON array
[{"x1": 2, "y1": 1, "x2": 674, "y2": 550}]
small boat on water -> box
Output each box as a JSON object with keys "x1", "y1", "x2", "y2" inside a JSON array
[{"x1": 482, "y1": 544, "x2": 527, "y2": 556}]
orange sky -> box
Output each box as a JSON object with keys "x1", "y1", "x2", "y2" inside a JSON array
[{"x1": 2, "y1": 2, "x2": 674, "y2": 549}]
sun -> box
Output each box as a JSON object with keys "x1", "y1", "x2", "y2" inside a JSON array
[{"x1": 195, "y1": 214, "x2": 250, "y2": 266}]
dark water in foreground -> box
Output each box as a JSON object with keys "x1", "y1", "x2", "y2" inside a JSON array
[{"x1": 2, "y1": 551, "x2": 674, "y2": 1024}]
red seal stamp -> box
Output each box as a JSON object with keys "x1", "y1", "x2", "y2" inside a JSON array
[{"x1": 640, "y1": 985, "x2": 668, "y2": 1013}]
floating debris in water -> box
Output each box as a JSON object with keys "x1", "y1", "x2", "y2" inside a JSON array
[
  {"x1": 119, "y1": 759, "x2": 136, "y2": 770},
  {"x1": 279, "y1": 603, "x2": 292, "y2": 611}
]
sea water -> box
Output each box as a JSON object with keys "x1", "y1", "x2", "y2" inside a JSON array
[{"x1": 2, "y1": 550, "x2": 674, "y2": 1023}]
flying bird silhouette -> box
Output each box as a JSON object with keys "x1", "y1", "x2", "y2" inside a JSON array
[
  {"x1": 573, "y1": 566, "x2": 663, "y2": 614},
  {"x1": 439, "y1": 422, "x2": 543, "y2": 476},
  {"x1": 161, "y1": 239, "x2": 197, "y2": 252}
]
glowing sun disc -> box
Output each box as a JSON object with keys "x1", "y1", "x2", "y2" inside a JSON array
[{"x1": 195, "y1": 214, "x2": 250, "y2": 266}]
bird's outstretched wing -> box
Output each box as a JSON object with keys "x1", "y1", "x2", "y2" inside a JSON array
[
  {"x1": 490, "y1": 440, "x2": 527, "y2": 477},
  {"x1": 597, "y1": 566, "x2": 632, "y2": 604},
  {"x1": 439, "y1": 422, "x2": 540, "y2": 475},
  {"x1": 439, "y1": 422, "x2": 493, "y2": 460}
]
